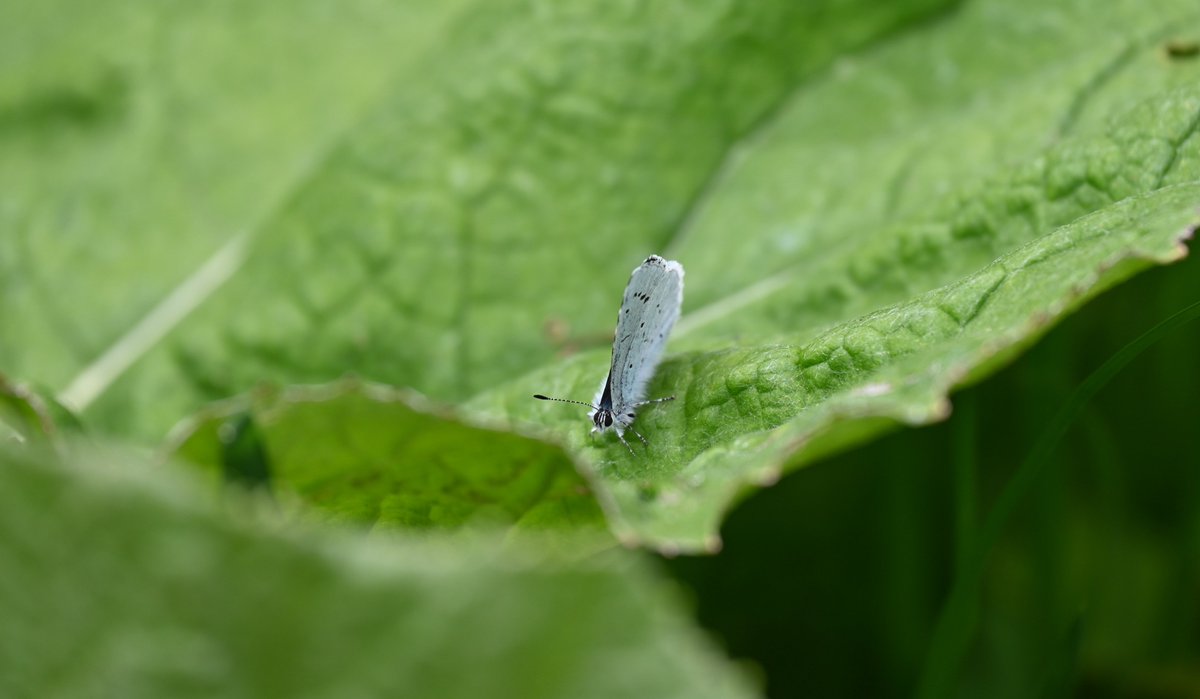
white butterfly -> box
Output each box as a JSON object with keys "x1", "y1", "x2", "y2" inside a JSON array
[{"x1": 535, "y1": 255, "x2": 684, "y2": 455}]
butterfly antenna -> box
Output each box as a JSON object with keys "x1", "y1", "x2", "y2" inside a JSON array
[{"x1": 533, "y1": 394, "x2": 599, "y2": 410}]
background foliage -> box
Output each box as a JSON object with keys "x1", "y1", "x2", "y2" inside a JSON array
[{"x1": 2, "y1": 0, "x2": 1198, "y2": 696}]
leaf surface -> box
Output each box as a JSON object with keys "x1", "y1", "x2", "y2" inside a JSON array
[
  {"x1": 0, "y1": 0, "x2": 469, "y2": 391},
  {"x1": 8, "y1": 0, "x2": 1200, "y2": 552},
  {"x1": 0, "y1": 376, "x2": 78, "y2": 446},
  {"x1": 169, "y1": 380, "x2": 611, "y2": 549},
  {"x1": 73, "y1": 0, "x2": 951, "y2": 434},
  {"x1": 0, "y1": 443, "x2": 756, "y2": 699},
  {"x1": 484, "y1": 184, "x2": 1196, "y2": 550},
  {"x1": 467, "y1": 0, "x2": 1200, "y2": 550}
]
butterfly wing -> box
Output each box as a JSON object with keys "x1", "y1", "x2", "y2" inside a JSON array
[{"x1": 606, "y1": 255, "x2": 684, "y2": 413}]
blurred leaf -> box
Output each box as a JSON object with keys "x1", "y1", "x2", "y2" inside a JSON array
[
  {"x1": 168, "y1": 380, "x2": 611, "y2": 548},
  {"x1": 0, "y1": 0, "x2": 470, "y2": 390},
  {"x1": 0, "y1": 375, "x2": 78, "y2": 446},
  {"x1": 0, "y1": 443, "x2": 757, "y2": 699},
  {"x1": 213, "y1": 411, "x2": 273, "y2": 490}
]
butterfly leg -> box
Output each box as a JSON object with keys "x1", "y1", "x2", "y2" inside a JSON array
[
  {"x1": 632, "y1": 395, "x2": 676, "y2": 408},
  {"x1": 626, "y1": 424, "x2": 649, "y2": 447},
  {"x1": 614, "y1": 428, "x2": 638, "y2": 457}
]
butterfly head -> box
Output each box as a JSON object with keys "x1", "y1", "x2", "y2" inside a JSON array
[{"x1": 591, "y1": 407, "x2": 615, "y2": 432}]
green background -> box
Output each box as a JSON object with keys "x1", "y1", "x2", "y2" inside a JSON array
[{"x1": 2, "y1": 0, "x2": 1199, "y2": 696}]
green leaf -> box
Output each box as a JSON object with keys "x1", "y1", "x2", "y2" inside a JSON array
[
  {"x1": 470, "y1": 0, "x2": 1200, "y2": 552},
  {"x1": 11, "y1": 0, "x2": 1200, "y2": 553},
  {"x1": 168, "y1": 379, "x2": 611, "y2": 548},
  {"x1": 0, "y1": 375, "x2": 78, "y2": 446},
  {"x1": 63, "y1": 0, "x2": 950, "y2": 435},
  {"x1": 466, "y1": 0, "x2": 1200, "y2": 550},
  {"x1": 478, "y1": 184, "x2": 1199, "y2": 551},
  {"x1": 0, "y1": 443, "x2": 757, "y2": 699},
  {"x1": 0, "y1": 0, "x2": 470, "y2": 390}
]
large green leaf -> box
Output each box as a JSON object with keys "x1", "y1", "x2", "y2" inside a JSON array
[
  {"x1": 168, "y1": 379, "x2": 611, "y2": 549},
  {"x1": 9, "y1": 0, "x2": 1200, "y2": 553},
  {"x1": 469, "y1": 0, "x2": 1200, "y2": 550},
  {"x1": 68, "y1": 0, "x2": 949, "y2": 435},
  {"x1": 0, "y1": 0, "x2": 469, "y2": 390},
  {"x1": 0, "y1": 444, "x2": 756, "y2": 698},
  {"x1": 478, "y1": 184, "x2": 1198, "y2": 551}
]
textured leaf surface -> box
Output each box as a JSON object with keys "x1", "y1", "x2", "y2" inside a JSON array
[
  {"x1": 0, "y1": 444, "x2": 756, "y2": 699},
  {"x1": 467, "y1": 0, "x2": 1200, "y2": 550},
  {"x1": 479, "y1": 186, "x2": 1198, "y2": 550},
  {"x1": 79, "y1": 0, "x2": 949, "y2": 435},
  {"x1": 169, "y1": 380, "x2": 610, "y2": 546},
  {"x1": 8, "y1": 0, "x2": 1200, "y2": 554}
]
